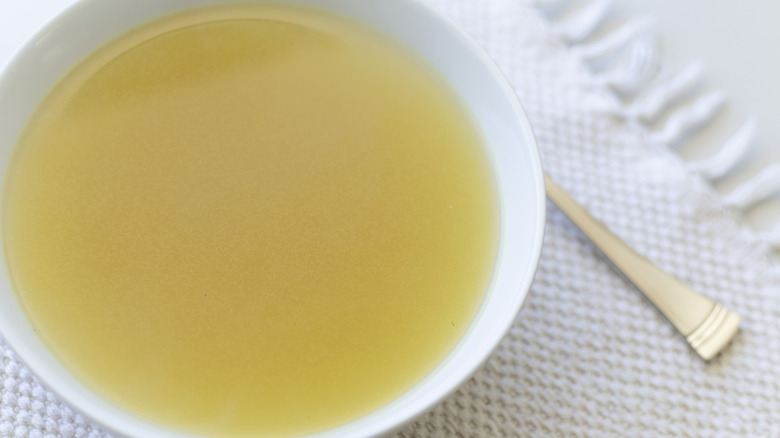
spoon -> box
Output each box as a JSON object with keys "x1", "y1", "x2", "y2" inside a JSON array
[{"x1": 545, "y1": 174, "x2": 741, "y2": 360}]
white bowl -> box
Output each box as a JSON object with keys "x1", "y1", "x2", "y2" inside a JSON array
[{"x1": 0, "y1": 0, "x2": 546, "y2": 436}]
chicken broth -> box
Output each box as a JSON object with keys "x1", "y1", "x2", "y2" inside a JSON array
[{"x1": 3, "y1": 5, "x2": 500, "y2": 437}]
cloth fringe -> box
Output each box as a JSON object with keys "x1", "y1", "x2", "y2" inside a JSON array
[
  {"x1": 687, "y1": 118, "x2": 756, "y2": 180},
  {"x1": 544, "y1": 0, "x2": 772, "y2": 246},
  {"x1": 628, "y1": 60, "x2": 703, "y2": 122},
  {"x1": 553, "y1": 0, "x2": 612, "y2": 43}
]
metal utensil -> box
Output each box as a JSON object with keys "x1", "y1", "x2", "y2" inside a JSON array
[{"x1": 545, "y1": 174, "x2": 741, "y2": 360}]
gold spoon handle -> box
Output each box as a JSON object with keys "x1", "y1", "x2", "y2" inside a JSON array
[{"x1": 544, "y1": 174, "x2": 741, "y2": 360}]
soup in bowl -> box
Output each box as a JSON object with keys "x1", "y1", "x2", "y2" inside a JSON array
[{"x1": 0, "y1": 0, "x2": 545, "y2": 437}]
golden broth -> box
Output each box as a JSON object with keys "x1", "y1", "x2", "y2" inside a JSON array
[{"x1": 3, "y1": 5, "x2": 499, "y2": 437}]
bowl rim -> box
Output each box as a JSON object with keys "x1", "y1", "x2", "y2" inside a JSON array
[{"x1": 0, "y1": 0, "x2": 547, "y2": 437}]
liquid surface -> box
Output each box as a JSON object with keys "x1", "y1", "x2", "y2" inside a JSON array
[{"x1": 4, "y1": 5, "x2": 499, "y2": 437}]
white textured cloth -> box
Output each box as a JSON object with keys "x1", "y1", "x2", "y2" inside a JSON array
[{"x1": 2, "y1": 1, "x2": 779, "y2": 437}]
